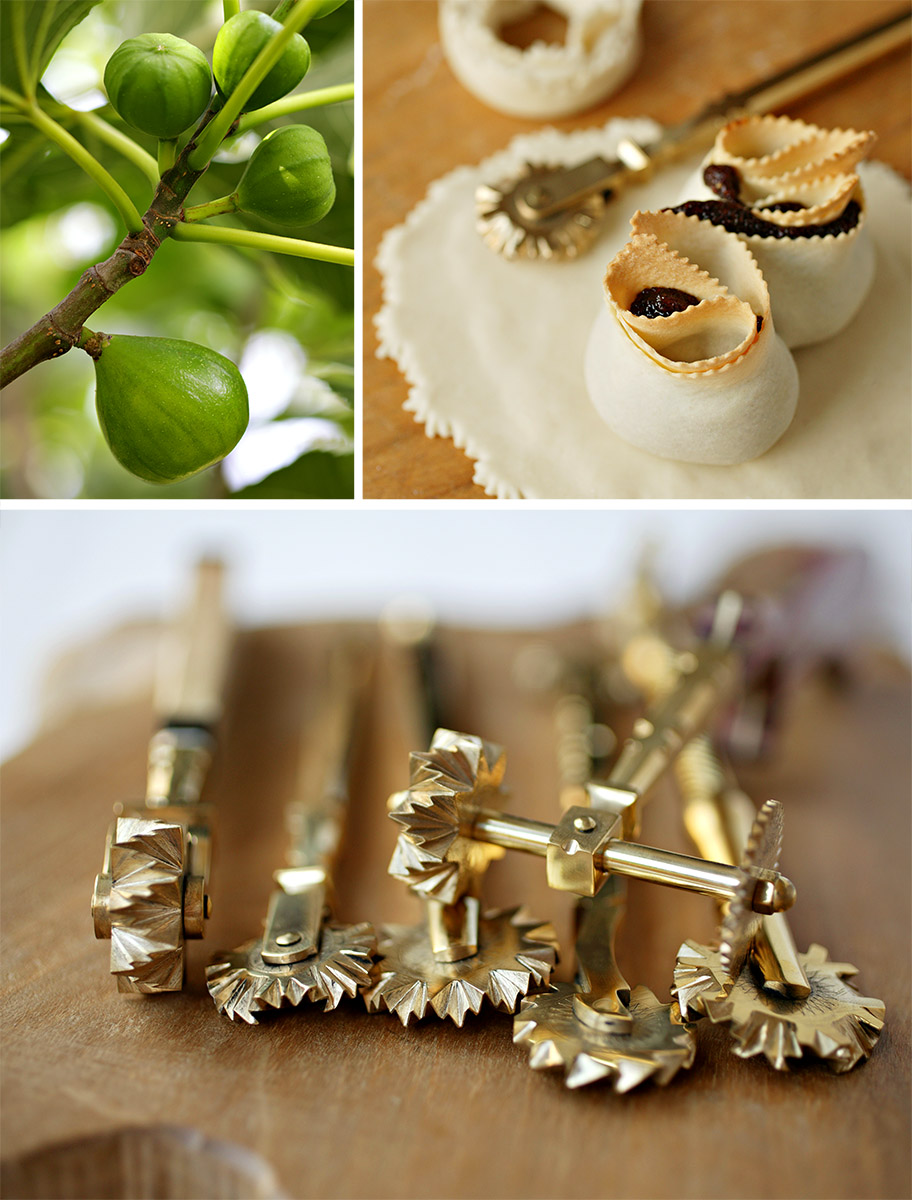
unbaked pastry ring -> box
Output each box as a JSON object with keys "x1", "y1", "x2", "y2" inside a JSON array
[{"x1": 439, "y1": 0, "x2": 642, "y2": 119}]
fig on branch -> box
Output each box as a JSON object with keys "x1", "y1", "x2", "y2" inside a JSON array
[
  {"x1": 92, "y1": 335, "x2": 248, "y2": 484},
  {"x1": 213, "y1": 11, "x2": 311, "y2": 111},
  {"x1": 104, "y1": 34, "x2": 212, "y2": 140},
  {"x1": 236, "y1": 125, "x2": 335, "y2": 228}
]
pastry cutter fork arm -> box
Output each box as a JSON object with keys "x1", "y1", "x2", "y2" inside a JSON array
[
  {"x1": 592, "y1": 589, "x2": 743, "y2": 835},
  {"x1": 260, "y1": 644, "x2": 369, "y2": 966},
  {"x1": 146, "y1": 557, "x2": 232, "y2": 810},
  {"x1": 484, "y1": 9, "x2": 911, "y2": 224},
  {"x1": 93, "y1": 559, "x2": 231, "y2": 960}
]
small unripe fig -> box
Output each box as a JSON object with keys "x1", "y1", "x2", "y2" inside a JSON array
[
  {"x1": 213, "y1": 11, "x2": 311, "y2": 112},
  {"x1": 93, "y1": 335, "x2": 248, "y2": 484},
  {"x1": 104, "y1": 34, "x2": 212, "y2": 140},
  {"x1": 236, "y1": 125, "x2": 335, "y2": 228}
]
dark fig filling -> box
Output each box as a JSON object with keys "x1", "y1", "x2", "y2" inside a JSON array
[
  {"x1": 663, "y1": 163, "x2": 861, "y2": 239},
  {"x1": 629, "y1": 286, "x2": 699, "y2": 318}
]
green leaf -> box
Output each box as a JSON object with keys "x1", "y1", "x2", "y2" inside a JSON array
[
  {"x1": 231, "y1": 448, "x2": 353, "y2": 498},
  {"x1": 1, "y1": 0, "x2": 102, "y2": 98}
]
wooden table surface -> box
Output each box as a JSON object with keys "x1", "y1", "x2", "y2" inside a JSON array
[
  {"x1": 1, "y1": 621, "x2": 910, "y2": 1199},
  {"x1": 363, "y1": 0, "x2": 912, "y2": 499}
]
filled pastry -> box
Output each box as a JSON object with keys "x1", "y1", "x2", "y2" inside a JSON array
[
  {"x1": 584, "y1": 208, "x2": 799, "y2": 465},
  {"x1": 438, "y1": 0, "x2": 641, "y2": 120},
  {"x1": 672, "y1": 115, "x2": 877, "y2": 348}
]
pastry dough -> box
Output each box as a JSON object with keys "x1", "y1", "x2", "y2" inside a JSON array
[
  {"x1": 676, "y1": 116, "x2": 876, "y2": 348},
  {"x1": 585, "y1": 209, "x2": 798, "y2": 465},
  {"x1": 438, "y1": 0, "x2": 641, "y2": 119}
]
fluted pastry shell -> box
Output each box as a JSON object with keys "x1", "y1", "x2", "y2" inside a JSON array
[
  {"x1": 606, "y1": 208, "x2": 770, "y2": 375},
  {"x1": 751, "y1": 172, "x2": 860, "y2": 227},
  {"x1": 712, "y1": 115, "x2": 876, "y2": 190},
  {"x1": 677, "y1": 115, "x2": 877, "y2": 348},
  {"x1": 439, "y1": 0, "x2": 642, "y2": 120},
  {"x1": 586, "y1": 209, "x2": 798, "y2": 465}
]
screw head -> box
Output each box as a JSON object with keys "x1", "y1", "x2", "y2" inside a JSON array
[
  {"x1": 275, "y1": 931, "x2": 302, "y2": 947},
  {"x1": 572, "y1": 814, "x2": 598, "y2": 833}
]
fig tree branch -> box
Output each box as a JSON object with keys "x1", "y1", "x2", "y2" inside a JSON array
[
  {"x1": 236, "y1": 82, "x2": 354, "y2": 132},
  {"x1": 0, "y1": 110, "x2": 218, "y2": 388}
]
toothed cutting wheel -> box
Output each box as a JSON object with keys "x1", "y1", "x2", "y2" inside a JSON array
[
  {"x1": 206, "y1": 922, "x2": 376, "y2": 1024},
  {"x1": 389, "y1": 729, "x2": 507, "y2": 904},
  {"x1": 475, "y1": 164, "x2": 608, "y2": 262},
  {"x1": 105, "y1": 817, "x2": 187, "y2": 993},
  {"x1": 673, "y1": 941, "x2": 885, "y2": 1072},
  {"x1": 719, "y1": 798, "x2": 789, "y2": 977},
  {"x1": 363, "y1": 907, "x2": 558, "y2": 1027},
  {"x1": 515, "y1": 984, "x2": 695, "y2": 1091}
]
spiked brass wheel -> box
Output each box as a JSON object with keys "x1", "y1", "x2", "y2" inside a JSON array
[
  {"x1": 673, "y1": 941, "x2": 885, "y2": 1072},
  {"x1": 206, "y1": 923, "x2": 376, "y2": 1024},
  {"x1": 719, "y1": 799, "x2": 785, "y2": 977},
  {"x1": 515, "y1": 983, "x2": 695, "y2": 1091},
  {"x1": 103, "y1": 817, "x2": 187, "y2": 994},
  {"x1": 475, "y1": 164, "x2": 607, "y2": 262},
  {"x1": 363, "y1": 907, "x2": 558, "y2": 1027},
  {"x1": 389, "y1": 730, "x2": 506, "y2": 904}
]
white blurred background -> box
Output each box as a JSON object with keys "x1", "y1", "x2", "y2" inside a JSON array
[{"x1": 2, "y1": 507, "x2": 909, "y2": 760}]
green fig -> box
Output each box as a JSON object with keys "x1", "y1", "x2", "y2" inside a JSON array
[
  {"x1": 104, "y1": 34, "x2": 212, "y2": 140},
  {"x1": 236, "y1": 125, "x2": 335, "y2": 228},
  {"x1": 213, "y1": 11, "x2": 310, "y2": 112},
  {"x1": 93, "y1": 335, "x2": 248, "y2": 484}
]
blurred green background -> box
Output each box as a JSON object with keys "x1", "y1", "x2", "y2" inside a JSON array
[{"x1": 0, "y1": 0, "x2": 354, "y2": 499}]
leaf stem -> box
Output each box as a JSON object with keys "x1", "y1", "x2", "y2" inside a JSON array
[
  {"x1": 236, "y1": 82, "x2": 354, "y2": 132},
  {"x1": 75, "y1": 110, "x2": 160, "y2": 186},
  {"x1": 223, "y1": 0, "x2": 241, "y2": 17},
  {"x1": 187, "y1": 0, "x2": 322, "y2": 170},
  {"x1": 157, "y1": 137, "x2": 178, "y2": 173},
  {"x1": 0, "y1": 86, "x2": 144, "y2": 231},
  {"x1": 11, "y1": 2, "x2": 35, "y2": 99},
  {"x1": 183, "y1": 194, "x2": 239, "y2": 222},
  {"x1": 172, "y1": 221, "x2": 354, "y2": 266}
]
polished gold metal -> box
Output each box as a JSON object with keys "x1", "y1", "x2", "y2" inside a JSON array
[
  {"x1": 391, "y1": 729, "x2": 795, "y2": 910},
  {"x1": 387, "y1": 729, "x2": 506, "y2": 904},
  {"x1": 207, "y1": 643, "x2": 375, "y2": 1024},
  {"x1": 476, "y1": 10, "x2": 911, "y2": 260},
  {"x1": 514, "y1": 878, "x2": 695, "y2": 1091},
  {"x1": 672, "y1": 735, "x2": 886, "y2": 1070},
  {"x1": 364, "y1": 907, "x2": 558, "y2": 1027},
  {"x1": 516, "y1": 982, "x2": 694, "y2": 1092},
  {"x1": 674, "y1": 940, "x2": 885, "y2": 1073},
  {"x1": 92, "y1": 559, "x2": 229, "y2": 993}
]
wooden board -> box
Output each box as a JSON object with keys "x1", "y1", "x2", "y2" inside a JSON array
[
  {"x1": 363, "y1": 0, "x2": 912, "y2": 499},
  {"x1": 1, "y1": 621, "x2": 910, "y2": 1199}
]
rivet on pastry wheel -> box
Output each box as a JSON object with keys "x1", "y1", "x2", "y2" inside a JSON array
[{"x1": 275, "y1": 932, "x2": 302, "y2": 947}]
